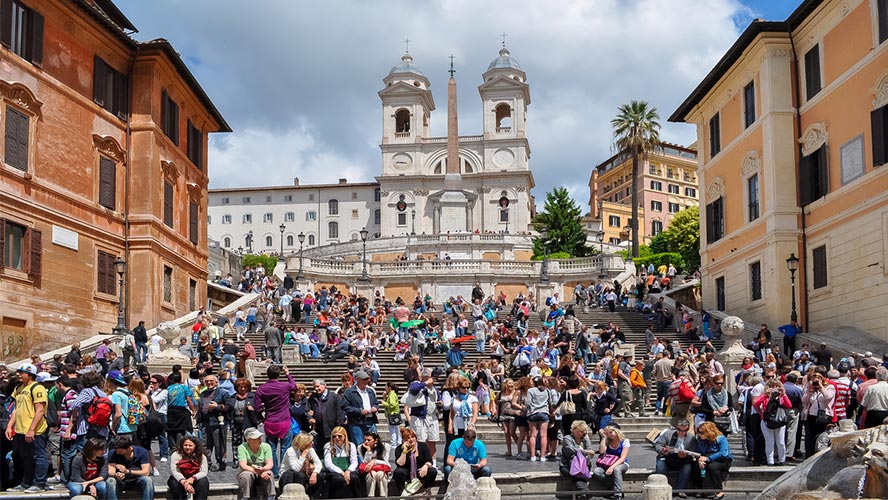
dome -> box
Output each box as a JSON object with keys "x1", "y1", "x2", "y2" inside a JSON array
[
  {"x1": 388, "y1": 53, "x2": 425, "y2": 77},
  {"x1": 487, "y1": 47, "x2": 522, "y2": 71}
]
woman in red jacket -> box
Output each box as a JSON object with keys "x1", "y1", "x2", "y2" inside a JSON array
[{"x1": 753, "y1": 378, "x2": 792, "y2": 465}]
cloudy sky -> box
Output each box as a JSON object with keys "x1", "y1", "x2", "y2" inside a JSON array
[{"x1": 117, "y1": 0, "x2": 797, "y2": 211}]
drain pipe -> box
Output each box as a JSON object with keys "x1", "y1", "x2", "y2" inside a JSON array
[{"x1": 788, "y1": 24, "x2": 810, "y2": 330}]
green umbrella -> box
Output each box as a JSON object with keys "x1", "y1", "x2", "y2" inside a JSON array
[{"x1": 401, "y1": 319, "x2": 426, "y2": 327}]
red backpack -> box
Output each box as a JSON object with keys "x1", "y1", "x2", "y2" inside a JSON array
[{"x1": 85, "y1": 389, "x2": 113, "y2": 428}]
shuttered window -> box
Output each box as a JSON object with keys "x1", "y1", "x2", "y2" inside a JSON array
[
  {"x1": 163, "y1": 265, "x2": 172, "y2": 303},
  {"x1": 96, "y1": 250, "x2": 117, "y2": 295},
  {"x1": 0, "y1": 0, "x2": 44, "y2": 65},
  {"x1": 715, "y1": 277, "x2": 726, "y2": 311},
  {"x1": 709, "y1": 113, "x2": 721, "y2": 158},
  {"x1": 189, "y1": 201, "x2": 199, "y2": 244},
  {"x1": 93, "y1": 56, "x2": 128, "y2": 119},
  {"x1": 744, "y1": 81, "x2": 755, "y2": 128},
  {"x1": 804, "y1": 45, "x2": 821, "y2": 100},
  {"x1": 872, "y1": 105, "x2": 887, "y2": 168},
  {"x1": 163, "y1": 181, "x2": 174, "y2": 228},
  {"x1": 812, "y1": 246, "x2": 828, "y2": 289},
  {"x1": 98, "y1": 157, "x2": 116, "y2": 210},
  {"x1": 188, "y1": 278, "x2": 196, "y2": 311},
  {"x1": 187, "y1": 120, "x2": 202, "y2": 169},
  {"x1": 878, "y1": 0, "x2": 887, "y2": 44},
  {"x1": 4, "y1": 106, "x2": 29, "y2": 171},
  {"x1": 749, "y1": 261, "x2": 762, "y2": 301},
  {"x1": 706, "y1": 197, "x2": 725, "y2": 243},
  {"x1": 161, "y1": 90, "x2": 179, "y2": 145},
  {"x1": 0, "y1": 219, "x2": 41, "y2": 286},
  {"x1": 747, "y1": 174, "x2": 760, "y2": 222},
  {"x1": 799, "y1": 146, "x2": 828, "y2": 205}
]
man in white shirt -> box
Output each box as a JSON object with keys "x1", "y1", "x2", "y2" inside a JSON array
[
  {"x1": 707, "y1": 353, "x2": 725, "y2": 376},
  {"x1": 650, "y1": 338, "x2": 665, "y2": 357}
]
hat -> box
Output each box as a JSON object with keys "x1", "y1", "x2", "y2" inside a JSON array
[
  {"x1": 107, "y1": 370, "x2": 126, "y2": 385},
  {"x1": 837, "y1": 362, "x2": 850, "y2": 373},
  {"x1": 36, "y1": 372, "x2": 58, "y2": 383},
  {"x1": 354, "y1": 370, "x2": 371, "y2": 380},
  {"x1": 16, "y1": 363, "x2": 38, "y2": 377},
  {"x1": 244, "y1": 427, "x2": 263, "y2": 440}
]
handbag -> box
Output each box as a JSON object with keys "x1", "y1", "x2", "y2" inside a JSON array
[
  {"x1": 570, "y1": 452, "x2": 591, "y2": 479},
  {"x1": 815, "y1": 409, "x2": 832, "y2": 426},
  {"x1": 388, "y1": 414, "x2": 403, "y2": 426},
  {"x1": 401, "y1": 478, "x2": 423, "y2": 497},
  {"x1": 729, "y1": 411, "x2": 740, "y2": 434},
  {"x1": 713, "y1": 413, "x2": 732, "y2": 434},
  {"x1": 595, "y1": 453, "x2": 619, "y2": 469},
  {"x1": 556, "y1": 399, "x2": 577, "y2": 416}
]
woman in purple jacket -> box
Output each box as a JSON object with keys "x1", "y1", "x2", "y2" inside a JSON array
[{"x1": 254, "y1": 364, "x2": 296, "y2": 476}]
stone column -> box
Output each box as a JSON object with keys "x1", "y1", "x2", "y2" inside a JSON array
[
  {"x1": 476, "y1": 476, "x2": 502, "y2": 500},
  {"x1": 536, "y1": 283, "x2": 555, "y2": 311},
  {"x1": 279, "y1": 483, "x2": 310, "y2": 500},
  {"x1": 719, "y1": 339, "x2": 755, "y2": 395},
  {"x1": 642, "y1": 473, "x2": 673, "y2": 500},
  {"x1": 355, "y1": 282, "x2": 374, "y2": 299}
]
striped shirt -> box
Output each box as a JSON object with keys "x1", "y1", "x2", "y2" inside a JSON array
[
  {"x1": 69, "y1": 387, "x2": 110, "y2": 437},
  {"x1": 830, "y1": 380, "x2": 851, "y2": 419}
]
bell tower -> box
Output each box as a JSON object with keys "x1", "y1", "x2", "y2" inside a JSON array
[
  {"x1": 378, "y1": 52, "x2": 435, "y2": 151},
  {"x1": 479, "y1": 45, "x2": 530, "y2": 142}
]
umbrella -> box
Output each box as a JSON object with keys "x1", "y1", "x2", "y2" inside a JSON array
[{"x1": 401, "y1": 319, "x2": 426, "y2": 327}]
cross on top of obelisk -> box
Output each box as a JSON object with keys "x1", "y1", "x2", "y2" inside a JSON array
[
  {"x1": 501, "y1": 32, "x2": 507, "y2": 47},
  {"x1": 448, "y1": 54, "x2": 455, "y2": 77}
]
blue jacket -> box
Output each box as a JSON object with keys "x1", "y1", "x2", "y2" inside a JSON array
[
  {"x1": 341, "y1": 385, "x2": 379, "y2": 426},
  {"x1": 698, "y1": 435, "x2": 733, "y2": 462}
]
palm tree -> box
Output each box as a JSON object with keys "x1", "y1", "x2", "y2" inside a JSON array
[{"x1": 611, "y1": 100, "x2": 661, "y2": 258}]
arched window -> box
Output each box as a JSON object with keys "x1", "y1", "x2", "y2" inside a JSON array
[
  {"x1": 395, "y1": 109, "x2": 410, "y2": 133},
  {"x1": 286, "y1": 235, "x2": 294, "y2": 246},
  {"x1": 374, "y1": 209, "x2": 381, "y2": 225},
  {"x1": 495, "y1": 103, "x2": 512, "y2": 131},
  {"x1": 308, "y1": 234, "x2": 316, "y2": 246},
  {"x1": 265, "y1": 236, "x2": 273, "y2": 247},
  {"x1": 328, "y1": 199, "x2": 339, "y2": 215},
  {"x1": 223, "y1": 237, "x2": 231, "y2": 248},
  {"x1": 350, "y1": 233, "x2": 359, "y2": 241},
  {"x1": 328, "y1": 221, "x2": 339, "y2": 239},
  {"x1": 374, "y1": 188, "x2": 381, "y2": 202}
]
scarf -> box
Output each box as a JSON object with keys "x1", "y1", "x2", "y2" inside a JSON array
[
  {"x1": 458, "y1": 394, "x2": 472, "y2": 419},
  {"x1": 409, "y1": 449, "x2": 418, "y2": 479},
  {"x1": 706, "y1": 387, "x2": 728, "y2": 411}
]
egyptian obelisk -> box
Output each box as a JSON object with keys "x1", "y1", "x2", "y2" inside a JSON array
[{"x1": 440, "y1": 55, "x2": 469, "y2": 233}]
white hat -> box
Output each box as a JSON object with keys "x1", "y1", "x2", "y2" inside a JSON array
[
  {"x1": 36, "y1": 372, "x2": 58, "y2": 383},
  {"x1": 16, "y1": 363, "x2": 38, "y2": 377}
]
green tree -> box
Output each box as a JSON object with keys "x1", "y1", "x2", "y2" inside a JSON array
[
  {"x1": 648, "y1": 232, "x2": 669, "y2": 254},
  {"x1": 532, "y1": 187, "x2": 590, "y2": 257},
  {"x1": 660, "y1": 206, "x2": 700, "y2": 272},
  {"x1": 242, "y1": 254, "x2": 279, "y2": 274},
  {"x1": 611, "y1": 100, "x2": 661, "y2": 258}
]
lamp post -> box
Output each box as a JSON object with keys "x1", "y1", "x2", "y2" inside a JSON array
[
  {"x1": 359, "y1": 227, "x2": 369, "y2": 283},
  {"x1": 113, "y1": 256, "x2": 127, "y2": 336},
  {"x1": 246, "y1": 230, "x2": 253, "y2": 253},
  {"x1": 539, "y1": 227, "x2": 550, "y2": 283},
  {"x1": 597, "y1": 230, "x2": 606, "y2": 279},
  {"x1": 411, "y1": 209, "x2": 416, "y2": 236},
  {"x1": 786, "y1": 253, "x2": 799, "y2": 323},
  {"x1": 237, "y1": 246, "x2": 243, "y2": 255},
  {"x1": 297, "y1": 232, "x2": 305, "y2": 280},
  {"x1": 279, "y1": 223, "x2": 286, "y2": 260}
]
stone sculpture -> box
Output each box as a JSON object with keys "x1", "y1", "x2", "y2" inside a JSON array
[
  {"x1": 720, "y1": 316, "x2": 745, "y2": 337},
  {"x1": 444, "y1": 459, "x2": 478, "y2": 500}
]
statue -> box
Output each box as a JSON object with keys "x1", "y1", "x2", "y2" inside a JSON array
[
  {"x1": 720, "y1": 316, "x2": 745, "y2": 337},
  {"x1": 444, "y1": 459, "x2": 478, "y2": 500}
]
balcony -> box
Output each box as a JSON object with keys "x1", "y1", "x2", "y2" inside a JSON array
[
  {"x1": 496, "y1": 126, "x2": 512, "y2": 133},
  {"x1": 394, "y1": 132, "x2": 410, "y2": 138}
]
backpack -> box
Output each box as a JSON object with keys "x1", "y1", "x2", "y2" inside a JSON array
[
  {"x1": 545, "y1": 297, "x2": 553, "y2": 306},
  {"x1": 127, "y1": 392, "x2": 147, "y2": 426},
  {"x1": 0, "y1": 395, "x2": 14, "y2": 430},
  {"x1": 44, "y1": 387, "x2": 60, "y2": 428},
  {"x1": 764, "y1": 394, "x2": 788, "y2": 429},
  {"x1": 85, "y1": 389, "x2": 114, "y2": 428}
]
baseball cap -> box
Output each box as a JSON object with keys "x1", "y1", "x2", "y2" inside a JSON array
[
  {"x1": 16, "y1": 363, "x2": 38, "y2": 377},
  {"x1": 107, "y1": 370, "x2": 126, "y2": 385},
  {"x1": 36, "y1": 372, "x2": 58, "y2": 383},
  {"x1": 354, "y1": 370, "x2": 371, "y2": 380},
  {"x1": 244, "y1": 427, "x2": 263, "y2": 440}
]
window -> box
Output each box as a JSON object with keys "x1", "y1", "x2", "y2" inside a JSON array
[
  {"x1": 706, "y1": 197, "x2": 724, "y2": 243},
  {"x1": 242, "y1": 214, "x2": 252, "y2": 224},
  {"x1": 163, "y1": 265, "x2": 172, "y2": 303},
  {"x1": 879, "y1": 0, "x2": 888, "y2": 44},
  {"x1": 265, "y1": 196, "x2": 272, "y2": 202},
  {"x1": 265, "y1": 235, "x2": 272, "y2": 247},
  {"x1": 223, "y1": 237, "x2": 230, "y2": 247},
  {"x1": 667, "y1": 203, "x2": 679, "y2": 213},
  {"x1": 374, "y1": 188, "x2": 381, "y2": 202},
  {"x1": 0, "y1": 1, "x2": 43, "y2": 65},
  {"x1": 351, "y1": 192, "x2": 358, "y2": 200},
  {"x1": 667, "y1": 168, "x2": 674, "y2": 179},
  {"x1": 221, "y1": 197, "x2": 229, "y2": 205},
  {"x1": 308, "y1": 194, "x2": 314, "y2": 201},
  {"x1": 743, "y1": 80, "x2": 755, "y2": 128},
  {"x1": 207, "y1": 215, "x2": 211, "y2": 225},
  {"x1": 1, "y1": 219, "x2": 40, "y2": 284},
  {"x1": 222, "y1": 215, "x2": 231, "y2": 224},
  {"x1": 96, "y1": 250, "x2": 117, "y2": 295},
  {"x1": 242, "y1": 197, "x2": 251, "y2": 204},
  {"x1": 284, "y1": 195, "x2": 292, "y2": 202},
  {"x1": 395, "y1": 108, "x2": 411, "y2": 133},
  {"x1": 747, "y1": 174, "x2": 760, "y2": 221},
  {"x1": 328, "y1": 199, "x2": 339, "y2": 215},
  {"x1": 163, "y1": 181, "x2": 174, "y2": 228},
  {"x1": 286, "y1": 235, "x2": 293, "y2": 246},
  {"x1": 608, "y1": 237, "x2": 621, "y2": 245},
  {"x1": 397, "y1": 212, "x2": 407, "y2": 226},
  {"x1": 804, "y1": 45, "x2": 821, "y2": 100},
  {"x1": 2, "y1": 220, "x2": 25, "y2": 270},
  {"x1": 651, "y1": 220, "x2": 663, "y2": 235},
  {"x1": 305, "y1": 211, "x2": 316, "y2": 221},
  {"x1": 374, "y1": 209, "x2": 381, "y2": 225},
  {"x1": 648, "y1": 165, "x2": 658, "y2": 175},
  {"x1": 284, "y1": 212, "x2": 295, "y2": 222},
  {"x1": 650, "y1": 181, "x2": 662, "y2": 191},
  {"x1": 650, "y1": 200, "x2": 662, "y2": 212},
  {"x1": 160, "y1": 90, "x2": 179, "y2": 145},
  {"x1": 684, "y1": 187, "x2": 697, "y2": 197},
  {"x1": 4, "y1": 106, "x2": 29, "y2": 171},
  {"x1": 187, "y1": 120, "x2": 202, "y2": 169},
  {"x1": 350, "y1": 233, "x2": 359, "y2": 241},
  {"x1": 749, "y1": 261, "x2": 762, "y2": 301},
  {"x1": 500, "y1": 210, "x2": 509, "y2": 222},
  {"x1": 328, "y1": 221, "x2": 339, "y2": 239},
  {"x1": 188, "y1": 279, "x2": 196, "y2": 311},
  {"x1": 608, "y1": 215, "x2": 620, "y2": 227},
  {"x1": 189, "y1": 202, "x2": 198, "y2": 244},
  {"x1": 308, "y1": 234, "x2": 315, "y2": 246},
  {"x1": 93, "y1": 56, "x2": 128, "y2": 118},
  {"x1": 813, "y1": 245, "x2": 828, "y2": 289},
  {"x1": 715, "y1": 277, "x2": 726, "y2": 311},
  {"x1": 667, "y1": 184, "x2": 679, "y2": 194},
  {"x1": 709, "y1": 112, "x2": 721, "y2": 158},
  {"x1": 799, "y1": 146, "x2": 828, "y2": 205},
  {"x1": 98, "y1": 157, "x2": 116, "y2": 210},
  {"x1": 263, "y1": 213, "x2": 273, "y2": 223},
  {"x1": 872, "y1": 104, "x2": 888, "y2": 167}
]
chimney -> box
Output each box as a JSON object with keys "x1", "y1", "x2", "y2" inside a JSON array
[
  {"x1": 339, "y1": 178, "x2": 348, "y2": 184},
  {"x1": 293, "y1": 177, "x2": 300, "y2": 186}
]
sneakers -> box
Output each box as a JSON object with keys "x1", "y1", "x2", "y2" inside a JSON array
[
  {"x1": 47, "y1": 475, "x2": 61, "y2": 484},
  {"x1": 7, "y1": 485, "x2": 25, "y2": 492},
  {"x1": 530, "y1": 456, "x2": 538, "y2": 462},
  {"x1": 160, "y1": 457, "x2": 168, "y2": 463},
  {"x1": 153, "y1": 469, "x2": 160, "y2": 476},
  {"x1": 24, "y1": 486, "x2": 44, "y2": 494},
  {"x1": 540, "y1": 457, "x2": 547, "y2": 463}
]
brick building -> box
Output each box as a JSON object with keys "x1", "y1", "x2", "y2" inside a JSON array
[{"x1": 0, "y1": 0, "x2": 229, "y2": 360}]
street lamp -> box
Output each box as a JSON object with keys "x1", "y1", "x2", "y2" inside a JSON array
[
  {"x1": 279, "y1": 223, "x2": 286, "y2": 260},
  {"x1": 597, "y1": 230, "x2": 606, "y2": 279},
  {"x1": 786, "y1": 253, "x2": 799, "y2": 323},
  {"x1": 237, "y1": 246, "x2": 243, "y2": 255},
  {"x1": 359, "y1": 227, "x2": 369, "y2": 283},
  {"x1": 246, "y1": 230, "x2": 253, "y2": 253},
  {"x1": 113, "y1": 256, "x2": 127, "y2": 336},
  {"x1": 297, "y1": 232, "x2": 305, "y2": 280},
  {"x1": 539, "y1": 227, "x2": 550, "y2": 283},
  {"x1": 411, "y1": 209, "x2": 416, "y2": 236}
]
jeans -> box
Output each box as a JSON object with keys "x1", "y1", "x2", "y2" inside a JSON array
[
  {"x1": 266, "y1": 432, "x2": 293, "y2": 476},
  {"x1": 68, "y1": 480, "x2": 108, "y2": 499},
  {"x1": 60, "y1": 437, "x2": 78, "y2": 482},
  {"x1": 106, "y1": 476, "x2": 154, "y2": 500},
  {"x1": 655, "y1": 457, "x2": 693, "y2": 490},
  {"x1": 299, "y1": 343, "x2": 320, "y2": 358},
  {"x1": 656, "y1": 381, "x2": 671, "y2": 411},
  {"x1": 13, "y1": 431, "x2": 48, "y2": 487},
  {"x1": 135, "y1": 342, "x2": 148, "y2": 363},
  {"x1": 167, "y1": 475, "x2": 210, "y2": 500},
  {"x1": 443, "y1": 464, "x2": 491, "y2": 481},
  {"x1": 476, "y1": 338, "x2": 485, "y2": 353},
  {"x1": 593, "y1": 462, "x2": 629, "y2": 493},
  {"x1": 267, "y1": 345, "x2": 282, "y2": 364},
  {"x1": 760, "y1": 420, "x2": 786, "y2": 464},
  {"x1": 348, "y1": 423, "x2": 377, "y2": 446}
]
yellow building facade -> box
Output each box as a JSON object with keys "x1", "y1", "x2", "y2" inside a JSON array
[{"x1": 670, "y1": 0, "x2": 888, "y2": 339}]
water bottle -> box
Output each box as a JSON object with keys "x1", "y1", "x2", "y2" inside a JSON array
[{"x1": 699, "y1": 463, "x2": 707, "y2": 478}]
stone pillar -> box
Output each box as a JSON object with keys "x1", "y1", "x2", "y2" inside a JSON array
[
  {"x1": 476, "y1": 476, "x2": 501, "y2": 500},
  {"x1": 719, "y1": 339, "x2": 755, "y2": 395},
  {"x1": 536, "y1": 283, "x2": 556, "y2": 311},
  {"x1": 279, "y1": 483, "x2": 310, "y2": 500},
  {"x1": 642, "y1": 474, "x2": 672, "y2": 500},
  {"x1": 355, "y1": 282, "x2": 374, "y2": 299}
]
